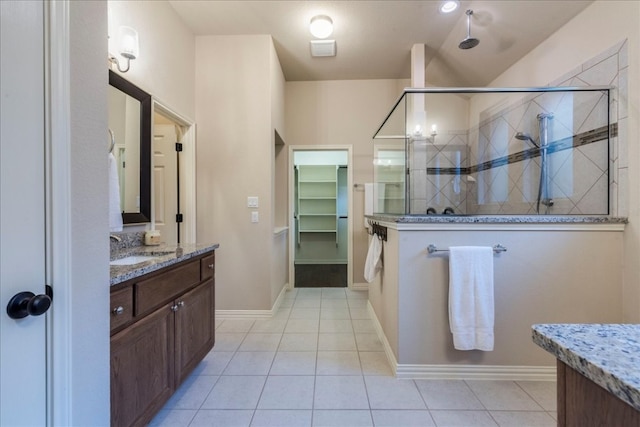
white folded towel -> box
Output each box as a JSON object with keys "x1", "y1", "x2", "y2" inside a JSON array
[
  {"x1": 109, "y1": 153, "x2": 123, "y2": 232},
  {"x1": 448, "y1": 246, "x2": 494, "y2": 351},
  {"x1": 364, "y1": 235, "x2": 383, "y2": 283}
]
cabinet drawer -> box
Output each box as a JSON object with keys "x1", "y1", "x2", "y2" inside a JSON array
[
  {"x1": 110, "y1": 287, "x2": 133, "y2": 332},
  {"x1": 200, "y1": 253, "x2": 215, "y2": 280},
  {"x1": 136, "y1": 261, "x2": 200, "y2": 316}
]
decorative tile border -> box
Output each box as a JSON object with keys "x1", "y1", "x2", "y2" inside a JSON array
[{"x1": 427, "y1": 123, "x2": 617, "y2": 176}]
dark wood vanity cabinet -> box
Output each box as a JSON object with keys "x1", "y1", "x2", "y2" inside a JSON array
[
  {"x1": 557, "y1": 360, "x2": 640, "y2": 427},
  {"x1": 110, "y1": 251, "x2": 215, "y2": 427},
  {"x1": 111, "y1": 301, "x2": 174, "y2": 427}
]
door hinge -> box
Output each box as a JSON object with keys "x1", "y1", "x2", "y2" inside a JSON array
[
  {"x1": 175, "y1": 142, "x2": 183, "y2": 152},
  {"x1": 176, "y1": 213, "x2": 183, "y2": 223}
]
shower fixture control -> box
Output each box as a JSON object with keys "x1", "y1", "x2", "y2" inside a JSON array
[{"x1": 459, "y1": 9, "x2": 480, "y2": 50}]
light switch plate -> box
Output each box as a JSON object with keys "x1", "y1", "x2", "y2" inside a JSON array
[
  {"x1": 247, "y1": 196, "x2": 259, "y2": 208},
  {"x1": 251, "y1": 211, "x2": 259, "y2": 223}
]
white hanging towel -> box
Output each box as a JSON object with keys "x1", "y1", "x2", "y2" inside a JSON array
[
  {"x1": 364, "y1": 235, "x2": 383, "y2": 283},
  {"x1": 448, "y1": 246, "x2": 494, "y2": 351},
  {"x1": 109, "y1": 153, "x2": 123, "y2": 232}
]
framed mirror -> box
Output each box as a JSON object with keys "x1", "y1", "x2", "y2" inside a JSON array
[{"x1": 108, "y1": 70, "x2": 151, "y2": 224}]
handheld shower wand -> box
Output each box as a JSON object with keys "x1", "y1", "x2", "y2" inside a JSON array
[
  {"x1": 515, "y1": 132, "x2": 539, "y2": 148},
  {"x1": 515, "y1": 113, "x2": 554, "y2": 214},
  {"x1": 515, "y1": 131, "x2": 545, "y2": 213}
]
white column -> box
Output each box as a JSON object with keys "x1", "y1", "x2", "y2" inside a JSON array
[{"x1": 409, "y1": 44, "x2": 425, "y2": 137}]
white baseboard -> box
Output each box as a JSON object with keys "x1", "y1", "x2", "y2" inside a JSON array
[
  {"x1": 395, "y1": 364, "x2": 556, "y2": 381},
  {"x1": 367, "y1": 301, "x2": 398, "y2": 376},
  {"x1": 351, "y1": 282, "x2": 369, "y2": 291},
  {"x1": 367, "y1": 301, "x2": 556, "y2": 381},
  {"x1": 215, "y1": 310, "x2": 272, "y2": 319},
  {"x1": 216, "y1": 283, "x2": 288, "y2": 319}
]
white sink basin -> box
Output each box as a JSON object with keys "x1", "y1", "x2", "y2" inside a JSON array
[{"x1": 110, "y1": 255, "x2": 157, "y2": 266}]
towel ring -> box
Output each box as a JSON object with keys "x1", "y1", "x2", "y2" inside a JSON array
[{"x1": 108, "y1": 128, "x2": 115, "y2": 153}]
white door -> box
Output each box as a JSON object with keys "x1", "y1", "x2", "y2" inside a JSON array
[
  {"x1": 0, "y1": 0, "x2": 49, "y2": 425},
  {"x1": 153, "y1": 124, "x2": 179, "y2": 244}
]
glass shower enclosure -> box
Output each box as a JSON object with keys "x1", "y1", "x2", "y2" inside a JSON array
[{"x1": 372, "y1": 86, "x2": 613, "y2": 215}]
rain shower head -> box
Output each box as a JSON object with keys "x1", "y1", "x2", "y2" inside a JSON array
[
  {"x1": 515, "y1": 132, "x2": 539, "y2": 148},
  {"x1": 459, "y1": 9, "x2": 480, "y2": 50}
]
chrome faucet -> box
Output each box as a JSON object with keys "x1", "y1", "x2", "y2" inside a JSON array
[{"x1": 110, "y1": 234, "x2": 122, "y2": 242}]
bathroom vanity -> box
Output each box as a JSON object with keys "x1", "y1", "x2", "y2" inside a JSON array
[
  {"x1": 533, "y1": 324, "x2": 640, "y2": 426},
  {"x1": 109, "y1": 242, "x2": 219, "y2": 427}
]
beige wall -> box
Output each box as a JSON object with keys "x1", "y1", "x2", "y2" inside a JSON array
[
  {"x1": 488, "y1": 1, "x2": 640, "y2": 322},
  {"x1": 196, "y1": 35, "x2": 286, "y2": 310},
  {"x1": 269, "y1": 41, "x2": 289, "y2": 304},
  {"x1": 108, "y1": 0, "x2": 195, "y2": 119},
  {"x1": 368, "y1": 231, "x2": 400, "y2": 358},
  {"x1": 371, "y1": 225, "x2": 624, "y2": 367},
  {"x1": 285, "y1": 79, "x2": 406, "y2": 284}
]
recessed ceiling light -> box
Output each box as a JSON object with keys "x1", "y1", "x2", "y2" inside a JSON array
[
  {"x1": 309, "y1": 15, "x2": 333, "y2": 39},
  {"x1": 440, "y1": 0, "x2": 459, "y2": 14}
]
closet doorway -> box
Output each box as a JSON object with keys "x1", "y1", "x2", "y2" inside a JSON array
[
  {"x1": 152, "y1": 102, "x2": 196, "y2": 244},
  {"x1": 289, "y1": 147, "x2": 353, "y2": 288}
]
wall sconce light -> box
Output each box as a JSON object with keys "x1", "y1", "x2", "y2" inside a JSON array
[
  {"x1": 428, "y1": 124, "x2": 438, "y2": 143},
  {"x1": 108, "y1": 26, "x2": 139, "y2": 73},
  {"x1": 309, "y1": 15, "x2": 333, "y2": 39}
]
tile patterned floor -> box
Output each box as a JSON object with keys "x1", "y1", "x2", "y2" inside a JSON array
[{"x1": 149, "y1": 288, "x2": 557, "y2": 426}]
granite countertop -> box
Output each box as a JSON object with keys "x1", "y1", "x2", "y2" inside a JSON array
[
  {"x1": 367, "y1": 214, "x2": 628, "y2": 224},
  {"x1": 110, "y1": 242, "x2": 219, "y2": 286},
  {"x1": 532, "y1": 324, "x2": 640, "y2": 411}
]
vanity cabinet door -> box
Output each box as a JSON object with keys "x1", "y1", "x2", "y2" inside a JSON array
[
  {"x1": 174, "y1": 279, "x2": 215, "y2": 385},
  {"x1": 111, "y1": 302, "x2": 175, "y2": 427}
]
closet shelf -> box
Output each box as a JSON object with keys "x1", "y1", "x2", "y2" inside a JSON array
[{"x1": 296, "y1": 165, "x2": 338, "y2": 246}]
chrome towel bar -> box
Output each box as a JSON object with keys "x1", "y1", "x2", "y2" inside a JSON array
[{"x1": 427, "y1": 244, "x2": 507, "y2": 254}]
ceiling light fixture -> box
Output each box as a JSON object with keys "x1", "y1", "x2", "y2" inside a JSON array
[
  {"x1": 439, "y1": 1, "x2": 459, "y2": 14},
  {"x1": 309, "y1": 15, "x2": 333, "y2": 39}
]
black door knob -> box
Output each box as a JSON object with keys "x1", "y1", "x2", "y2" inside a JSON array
[{"x1": 6, "y1": 291, "x2": 52, "y2": 319}]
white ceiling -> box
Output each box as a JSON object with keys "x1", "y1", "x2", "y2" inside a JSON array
[{"x1": 168, "y1": 0, "x2": 593, "y2": 86}]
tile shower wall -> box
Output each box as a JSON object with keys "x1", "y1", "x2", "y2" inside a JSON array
[
  {"x1": 467, "y1": 40, "x2": 626, "y2": 215},
  {"x1": 551, "y1": 40, "x2": 627, "y2": 217},
  {"x1": 410, "y1": 132, "x2": 469, "y2": 215},
  {"x1": 468, "y1": 88, "x2": 611, "y2": 215},
  {"x1": 409, "y1": 41, "x2": 626, "y2": 216}
]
